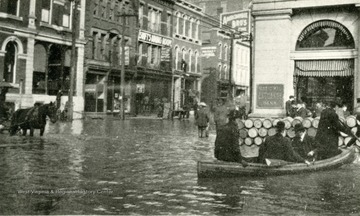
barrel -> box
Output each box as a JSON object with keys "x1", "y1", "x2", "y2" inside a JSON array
[
  {"x1": 284, "y1": 116, "x2": 293, "y2": 122},
  {"x1": 268, "y1": 128, "x2": 277, "y2": 136},
  {"x1": 237, "y1": 119, "x2": 245, "y2": 129},
  {"x1": 340, "y1": 131, "x2": 349, "y2": 137},
  {"x1": 345, "y1": 115, "x2": 357, "y2": 128},
  {"x1": 272, "y1": 119, "x2": 280, "y2": 127},
  {"x1": 239, "y1": 138, "x2": 244, "y2": 145},
  {"x1": 307, "y1": 127, "x2": 317, "y2": 137},
  {"x1": 312, "y1": 117, "x2": 320, "y2": 128},
  {"x1": 338, "y1": 136, "x2": 344, "y2": 146},
  {"x1": 244, "y1": 119, "x2": 254, "y2": 129},
  {"x1": 351, "y1": 127, "x2": 357, "y2": 135},
  {"x1": 292, "y1": 117, "x2": 303, "y2": 127},
  {"x1": 239, "y1": 129, "x2": 248, "y2": 139},
  {"x1": 253, "y1": 119, "x2": 263, "y2": 129},
  {"x1": 254, "y1": 137, "x2": 263, "y2": 145},
  {"x1": 244, "y1": 137, "x2": 253, "y2": 146},
  {"x1": 263, "y1": 119, "x2": 273, "y2": 129},
  {"x1": 248, "y1": 128, "x2": 258, "y2": 138},
  {"x1": 258, "y1": 127, "x2": 268, "y2": 137},
  {"x1": 344, "y1": 136, "x2": 352, "y2": 146},
  {"x1": 302, "y1": 117, "x2": 313, "y2": 128},
  {"x1": 286, "y1": 127, "x2": 296, "y2": 138},
  {"x1": 283, "y1": 119, "x2": 292, "y2": 129}
]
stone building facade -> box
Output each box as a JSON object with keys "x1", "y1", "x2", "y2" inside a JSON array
[{"x1": 252, "y1": 0, "x2": 360, "y2": 117}]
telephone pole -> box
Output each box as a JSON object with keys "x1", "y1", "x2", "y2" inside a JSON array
[{"x1": 67, "y1": 0, "x2": 79, "y2": 121}]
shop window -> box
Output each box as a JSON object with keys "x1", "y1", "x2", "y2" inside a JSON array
[
  {"x1": 3, "y1": 41, "x2": 17, "y2": 83},
  {"x1": 296, "y1": 20, "x2": 355, "y2": 49},
  {"x1": 33, "y1": 44, "x2": 47, "y2": 94}
]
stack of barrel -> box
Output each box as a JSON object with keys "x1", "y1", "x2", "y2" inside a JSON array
[{"x1": 238, "y1": 115, "x2": 360, "y2": 147}]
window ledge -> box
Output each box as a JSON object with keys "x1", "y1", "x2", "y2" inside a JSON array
[
  {"x1": 0, "y1": 12, "x2": 23, "y2": 21},
  {"x1": 40, "y1": 22, "x2": 71, "y2": 32}
]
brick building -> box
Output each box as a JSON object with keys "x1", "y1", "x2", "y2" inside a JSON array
[
  {"x1": 0, "y1": 0, "x2": 86, "y2": 119},
  {"x1": 172, "y1": 0, "x2": 202, "y2": 111}
]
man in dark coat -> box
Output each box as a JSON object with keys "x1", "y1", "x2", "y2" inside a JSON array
[
  {"x1": 285, "y1": 96, "x2": 295, "y2": 116},
  {"x1": 310, "y1": 101, "x2": 349, "y2": 160},
  {"x1": 214, "y1": 110, "x2": 247, "y2": 166},
  {"x1": 258, "y1": 121, "x2": 310, "y2": 164},
  {"x1": 292, "y1": 124, "x2": 315, "y2": 160}
]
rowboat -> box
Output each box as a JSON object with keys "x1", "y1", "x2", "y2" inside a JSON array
[{"x1": 197, "y1": 147, "x2": 357, "y2": 178}]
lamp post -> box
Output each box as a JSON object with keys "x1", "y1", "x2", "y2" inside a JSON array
[{"x1": 67, "y1": 0, "x2": 79, "y2": 121}]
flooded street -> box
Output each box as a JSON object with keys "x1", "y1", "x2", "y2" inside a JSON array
[{"x1": 0, "y1": 118, "x2": 360, "y2": 215}]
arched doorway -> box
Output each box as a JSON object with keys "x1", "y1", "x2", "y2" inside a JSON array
[
  {"x1": 4, "y1": 41, "x2": 17, "y2": 83},
  {"x1": 294, "y1": 20, "x2": 355, "y2": 110}
]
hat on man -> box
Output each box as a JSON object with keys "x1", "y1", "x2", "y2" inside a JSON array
[
  {"x1": 275, "y1": 121, "x2": 285, "y2": 131},
  {"x1": 198, "y1": 102, "x2": 207, "y2": 107},
  {"x1": 294, "y1": 123, "x2": 306, "y2": 133}
]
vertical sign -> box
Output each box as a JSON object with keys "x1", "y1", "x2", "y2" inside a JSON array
[
  {"x1": 256, "y1": 84, "x2": 284, "y2": 108},
  {"x1": 220, "y1": 10, "x2": 251, "y2": 33}
]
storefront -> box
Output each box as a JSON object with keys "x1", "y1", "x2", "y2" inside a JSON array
[{"x1": 252, "y1": 1, "x2": 359, "y2": 116}]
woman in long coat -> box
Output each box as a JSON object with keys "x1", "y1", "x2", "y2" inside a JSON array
[{"x1": 312, "y1": 102, "x2": 349, "y2": 160}]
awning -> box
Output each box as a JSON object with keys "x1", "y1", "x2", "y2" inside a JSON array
[{"x1": 294, "y1": 59, "x2": 354, "y2": 77}]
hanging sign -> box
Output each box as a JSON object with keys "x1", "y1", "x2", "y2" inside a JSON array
[
  {"x1": 221, "y1": 10, "x2": 251, "y2": 33},
  {"x1": 138, "y1": 31, "x2": 172, "y2": 46}
]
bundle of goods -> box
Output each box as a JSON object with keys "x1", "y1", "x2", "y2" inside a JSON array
[{"x1": 237, "y1": 115, "x2": 360, "y2": 147}]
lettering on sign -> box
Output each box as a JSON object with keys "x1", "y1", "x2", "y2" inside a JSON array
[
  {"x1": 138, "y1": 31, "x2": 172, "y2": 46},
  {"x1": 256, "y1": 84, "x2": 284, "y2": 109},
  {"x1": 201, "y1": 47, "x2": 216, "y2": 58},
  {"x1": 221, "y1": 10, "x2": 251, "y2": 33}
]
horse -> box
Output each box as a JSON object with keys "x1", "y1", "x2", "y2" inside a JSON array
[{"x1": 9, "y1": 102, "x2": 58, "y2": 136}]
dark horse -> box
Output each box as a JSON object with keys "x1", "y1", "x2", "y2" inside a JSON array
[{"x1": 9, "y1": 102, "x2": 58, "y2": 136}]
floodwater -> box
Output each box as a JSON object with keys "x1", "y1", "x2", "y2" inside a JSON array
[{"x1": 0, "y1": 118, "x2": 360, "y2": 215}]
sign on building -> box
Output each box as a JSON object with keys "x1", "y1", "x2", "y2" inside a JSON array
[
  {"x1": 256, "y1": 84, "x2": 284, "y2": 108},
  {"x1": 220, "y1": 10, "x2": 251, "y2": 33},
  {"x1": 201, "y1": 46, "x2": 216, "y2": 58},
  {"x1": 138, "y1": 31, "x2": 172, "y2": 47}
]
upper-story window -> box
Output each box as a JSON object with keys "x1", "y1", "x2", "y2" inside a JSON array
[
  {"x1": 139, "y1": 4, "x2": 144, "y2": 28},
  {"x1": 188, "y1": 17, "x2": 193, "y2": 38},
  {"x1": 148, "y1": 7, "x2": 161, "y2": 33},
  {"x1": 182, "y1": 15, "x2": 187, "y2": 36},
  {"x1": 218, "y1": 64, "x2": 222, "y2": 79},
  {"x1": 218, "y1": 43, "x2": 222, "y2": 60},
  {"x1": 2, "y1": 0, "x2": 20, "y2": 16},
  {"x1": 195, "y1": 20, "x2": 200, "y2": 40},
  {"x1": 41, "y1": 0, "x2": 72, "y2": 28},
  {"x1": 188, "y1": 49, "x2": 193, "y2": 72},
  {"x1": 296, "y1": 20, "x2": 355, "y2": 50},
  {"x1": 167, "y1": 13, "x2": 172, "y2": 36},
  {"x1": 174, "y1": 46, "x2": 179, "y2": 70},
  {"x1": 194, "y1": 51, "x2": 199, "y2": 73},
  {"x1": 224, "y1": 45, "x2": 228, "y2": 61}
]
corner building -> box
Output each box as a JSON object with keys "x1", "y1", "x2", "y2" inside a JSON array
[
  {"x1": 0, "y1": 0, "x2": 86, "y2": 118},
  {"x1": 252, "y1": 0, "x2": 360, "y2": 117}
]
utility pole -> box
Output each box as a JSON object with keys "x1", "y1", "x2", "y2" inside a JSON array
[
  {"x1": 120, "y1": 16, "x2": 126, "y2": 120},
  {"x1": 67, "y1": 0, "x2": 79, "y2": 121}
]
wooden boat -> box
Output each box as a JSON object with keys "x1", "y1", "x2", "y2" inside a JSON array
[{"x1": 197, "y1": 147, "x2": 357, "y2": 178}]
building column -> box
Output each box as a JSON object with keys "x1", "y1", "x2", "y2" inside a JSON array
[
  {"x1": 73, "y1": 44, "x2": 85, "y2": 119},
  {"x1": 355, "y1": 4, "x2": 360, "y2": 107},
  {"x1": 28, "y1": 0, "x2": 36, "y2": 29},
  {"x1": 23, "y1": 36, "x2": 35, "y2": 108}
]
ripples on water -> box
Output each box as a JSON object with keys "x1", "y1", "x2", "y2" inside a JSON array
[{"x1": 0, "y1": 118, "x2": 360, "y2": 215}]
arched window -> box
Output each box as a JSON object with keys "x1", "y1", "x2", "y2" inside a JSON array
[
  {"x1": 218, "y1": 43, "x2": 222, "y2": 60},
  {"x1": 224, "y1": 44, "x2": 228, "y2": 61},
  {"x1": 223, "y1": 65, "x2": 228, "y2": 80},
  {"x1": 194, "y1": 51, "x2": 199, "y2": 73},
  {"x1": 188, "y1": 49, "x2": 193, "y2": 72},
  {"x1": 296, "y1": 20, "x2": 355, "y2": 50},
  {"x1": 4, "y1": 42, "x2": 17, "y2": 83},
  {"x1": 218, "y1": 64, "x2": 222, "y2": 79},
  {"x1": 174, "y1": 46, "x2": 179, "y2": 70}
]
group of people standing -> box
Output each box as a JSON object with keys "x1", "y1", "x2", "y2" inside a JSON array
[{"x1": 213, "y1": 98, "x2": 359, "y2": 166}]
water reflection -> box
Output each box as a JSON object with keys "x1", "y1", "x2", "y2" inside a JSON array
[{"x1": 0, "y1": 119, "x2": 359, "y2": 215}]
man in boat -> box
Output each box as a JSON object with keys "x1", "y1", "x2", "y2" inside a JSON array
[
  {"x1": 308, "y1": 101, "x2": 350, "y2": 160},
  {"x1": 258, "y1": 121, "x2": 311, "y2": 165},
  {"x1": 292, "y1": 124, "x2": 316, "y2": 160},
  {"x1": 214, "y1": 109, "x2": 248, "y2": 167}
]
